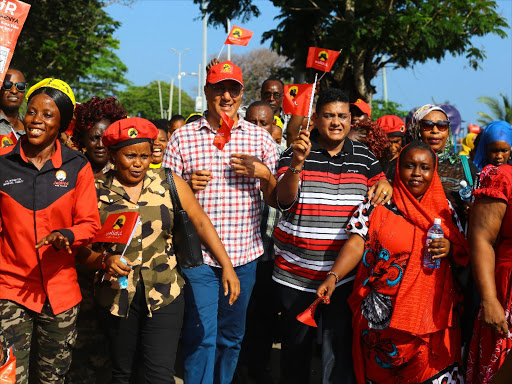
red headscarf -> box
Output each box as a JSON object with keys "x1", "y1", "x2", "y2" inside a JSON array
[{"x1": 389, "y1": 144, "x2": 469, "y2": 335}]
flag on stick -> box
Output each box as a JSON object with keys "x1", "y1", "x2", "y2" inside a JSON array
[
  {"x1": 283, "y1": 84, "x2": 314, "y2": 116},
  {"x1": 93, "y1": 212, "x2": 141, "y2": 246},
  {"x1": 213, "y1": 112, "x2": 235, "y2": 150},
  {"x1": 224, "y1": 25, "x2": 253, "y2": 46},
  {"x1": 306, "y1": 47, "x2": 341, "y2": 72}
]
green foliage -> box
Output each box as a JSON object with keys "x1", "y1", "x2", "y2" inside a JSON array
[
  {"x1": 371, "y1": 99, "x2": 408, "y2": 120},
  {"x1": 11, "y1": 0, "x2": 129, "y2": 100},
  {"x1": 477, "y1": 94, "x2": 512, "y2": 125},
  {"x1": 200, "y1": 0, "x2": 509, "y2": 101},
  {"x1": 118, "y1": 81, "x2": 195, "y2": 120}
]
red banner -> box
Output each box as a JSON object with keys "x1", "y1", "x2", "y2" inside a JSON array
[
  {"x1": 213, "y1": 112, "x2": 234, "y2": 150},
  {"x1": 283, "y1": 84, "x2": 314, "y2": 116},
  {"x1": 306, "y1": 47, "x2": 340, "y2": 72},
  {"x1": 0, "y1": 1, "x2": 31, "y2": 84},
  {"x1": 0, "y1": 132, "x2": 16, "y2": 148},
  {"x1": 93, "y1": 212, "x2": 141, "y2": 245},
  {"x1": 224, "y1": 25, "x2": 253, "y2": 46}
]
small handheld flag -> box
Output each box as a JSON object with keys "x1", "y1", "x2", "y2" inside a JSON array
[
  {"x1": 306, "y1": 47, "x2": 341, "y2": 72},
  {"x1": 224, "y1": 25, "x2": 253, "y2": 46},
  {"x1": 93, "y1": 211, "x2": 141, "y2": 246},
  {"x1": 296, "y1": 296, "x2": 330, "y2": 327},
  {"x1": 213, "y1": 112, "x2": 235, "y2": 151},
  {"x1": 283, "y1": 84, "x2": 314, "y2": 116}
]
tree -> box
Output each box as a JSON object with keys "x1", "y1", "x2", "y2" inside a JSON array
[
  {"x1": 197, "y1": 0, "x2": 508, "y2": 103},
  {"x1": 218, "y1": 48, "x2": 291, "y2": 104},
  {"x1": 118, "y1": 81, "x2": 196, "y2": 120},
  {"x1": 371, "y1": 99, "x2": 408, "y2": 120},
  {"x1": 11, "y1": 0, "x2": 130, "y2": 100},
  {"x1": 477, "y1": 94, "x2": 512, "y2": 125}
]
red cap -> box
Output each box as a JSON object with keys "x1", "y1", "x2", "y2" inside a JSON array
[
  {"x1": 350, "y1": 99, "x2": 371, "y2": 117},
  {"x1": 375, "y1": 115, "x2": 406, "y2": 135},
  {"x1": 206, "y1": 61, "x2": 243, "y2": 86},
  {"x1": 102, "y1": 117, "x2": 159, "y2": 149}
]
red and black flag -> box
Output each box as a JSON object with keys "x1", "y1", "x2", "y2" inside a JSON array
[
  {"x1": 306, "y1": 47, "x2": 341, "y2": 72},
  {"x1": 224, "y1": 25, "x2": 253, "y2": 46},
  {"x1": 283, "y1": 84, "x2": 314, "y2": 116}
]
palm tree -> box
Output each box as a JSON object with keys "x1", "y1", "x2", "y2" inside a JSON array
[{"x1": 477, "y1": 94, "x2": 512, "y2": 125}]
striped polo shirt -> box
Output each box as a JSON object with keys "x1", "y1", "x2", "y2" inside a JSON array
[{"x1": 272, "y1": 130, "x2": 385, "y2": 292}]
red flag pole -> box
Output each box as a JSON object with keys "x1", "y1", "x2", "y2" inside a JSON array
[{"x1": 306, "y1": 73, "x2": 318, "y2": 131}]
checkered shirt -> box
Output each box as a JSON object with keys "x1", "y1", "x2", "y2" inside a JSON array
[{"x1": 162, "y1": 115, "x2": 279, "y2": 267}]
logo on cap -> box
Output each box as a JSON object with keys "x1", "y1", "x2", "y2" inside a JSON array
[
  {"x1": 289, "y1": 86, "x2": 298, "y2": 100},
  {"x1": 318, "y1": 51, "x2": 328, "y2": 61},
  {"x1": 1, "y1": 137, "x2": 13, "y2": 147},
  {"x1": 128, "y1": 128, "x2": 138, "y2": 138},
  {"x1": 113, "y1": 215, "x2": 126, "y2": 229},
  {"x1": 56, "y1": 170, "x2": 67, "y2": 181},
  {"x1": 221, "y1": 64, "x2": 233, "y2": 73},
  {"x1": 232, "y1": 28, "x2": 242, "y2": 38},
  {"x1": 400, "y1": 126, "x2": 406, "y2": 132}
]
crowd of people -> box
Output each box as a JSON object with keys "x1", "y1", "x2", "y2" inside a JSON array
[{"x1": 0, "y1": 58, "x2": 510, "y2": 384}]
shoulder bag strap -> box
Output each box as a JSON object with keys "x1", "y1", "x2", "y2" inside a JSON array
[{"x1": 165, "y1": 168, "x2": 183, "y2": 211}]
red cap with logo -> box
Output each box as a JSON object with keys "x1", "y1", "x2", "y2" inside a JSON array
[
  {"x1": 206, "y1": 61, "x2": 243, "y2": 86},
  {"x1": 350, "y1": 99, "x2": 371, "y2": 117},
  {"x1": 102, "y1": 117, "x2": 159, "y2": 149},
  {"x1": 375, "y1": 115, "x2": 406, "y2": 136}
]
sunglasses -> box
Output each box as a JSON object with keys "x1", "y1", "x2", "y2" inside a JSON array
[
  {"x1": 263, "y1": 92, "x2": 282, "y2": 100},
  {"x1": 419, "y1": 119, "x2": 450, "y2": 132},
  {"x1": 2, "y1": 81, "x2": 27, "y2": 92},
  {"x1": 210, "y1": 83, "x2": 243, "y2": 98}
]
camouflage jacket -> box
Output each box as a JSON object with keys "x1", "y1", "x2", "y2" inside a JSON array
[{"x1": 94, "y1": 168, "x2": 184, "y2": 318}]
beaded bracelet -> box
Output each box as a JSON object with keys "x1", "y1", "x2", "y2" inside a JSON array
[
  {"x1": 101, "y1": 253, "x2": 110, "y2": 270},
  {"x1": 289, "y1": 165, "x2": 303, "y2": 174},
  {"x1": 326, "y1": 271, "x2": 340, "y2": 283}
]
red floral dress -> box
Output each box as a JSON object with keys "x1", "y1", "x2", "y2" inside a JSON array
[{"x1": 467, "y1": 164, "x2": 512, "y2": 383}]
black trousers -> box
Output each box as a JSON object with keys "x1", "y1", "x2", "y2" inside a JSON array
[
  {"x1": 107, "y1": 281, "x2": 184, "y2": 384},
  {"x1": 277, "y1": 282, "x2": 355, "y2": 384}
]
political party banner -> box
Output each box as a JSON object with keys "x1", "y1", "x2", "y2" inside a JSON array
[
  {"x1": 0, "y1": 0, "x2": 30, "y2": 84},
  {"x1": 283, "y1": 84, "x2": 314, "y2": 116},
  {"x1": 0, "y1": 130, "x2": 16, "y2": 148},
  {"x1": 306, "y1": 47, "x2": 341, "y2": 72},
  {"x1": 213, "y1": 112, "x2": 234, "y2": 150},
  {"x1": 93, "y1": 211, "x2": 141, "y2": 245},
  {"x1": 224, "y1": 25, "x2": 253, "y2": 46}
]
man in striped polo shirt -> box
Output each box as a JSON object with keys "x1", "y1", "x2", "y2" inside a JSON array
[{"x1": 273, "y1": 89, "x2": 392, "y2": 384}]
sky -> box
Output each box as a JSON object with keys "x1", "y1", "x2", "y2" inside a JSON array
[{"x1": 106, "y1": 0, "x2": 512, "y2": 130}]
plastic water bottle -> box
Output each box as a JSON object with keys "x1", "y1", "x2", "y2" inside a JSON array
[
  {"x1": 423, "y1": 218, "x2": 444, "y2": 269},
  {"x1": 459, "y1": 180, "x2": 472, "y2": 202},
  {"x1": 118, "y1": 256, "x2": 129, "y2": 289}
]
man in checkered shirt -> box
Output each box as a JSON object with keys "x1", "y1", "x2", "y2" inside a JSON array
[{"x1": 162, "y1": 60, "x2": 279, "y2": 384}]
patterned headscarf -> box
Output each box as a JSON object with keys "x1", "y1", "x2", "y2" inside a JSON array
[
  {"x1": 410, "y1": 104, "x2": 459, "y2": 164},
  {"x1": 473, "y1": 120, "x2": 512, "y2": 170}
]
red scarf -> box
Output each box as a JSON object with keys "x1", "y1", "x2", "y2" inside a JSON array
[{"x1": 389, "y1": 151, "x2": 469, "y2": 335}]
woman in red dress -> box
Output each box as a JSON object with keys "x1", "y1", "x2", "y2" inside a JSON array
[
  {"x1": 317, "y1": 141, "x2": 469, "y2": 383},
  {"x1": 467, "y1": 164, "x2": 512, "y2": 383}
]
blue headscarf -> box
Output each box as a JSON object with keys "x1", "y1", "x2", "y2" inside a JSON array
[{"x1": 473, "y1": 120, "x2": 512, "y2": 170}]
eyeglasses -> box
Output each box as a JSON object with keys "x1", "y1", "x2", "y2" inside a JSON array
[
  {"x1": 1, "y1": 81, "x2": 27, "y2": 92},
  {"x1": 419, "y1": 119, "x2": 450, "y2": 132},
  {"x1": 262, "y1": 92, "x2": 282, "y2": 100},
  {"x1": 210, "y1": 83, "x2": 243, "y2": 98}
]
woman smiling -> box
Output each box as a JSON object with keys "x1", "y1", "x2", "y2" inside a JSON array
[
  {"x1": 0, "y1": 78, "x2": 100, "y2": 384},
  {"x1": 317, "y1": 141, "x2": 468, "y2": 383}
]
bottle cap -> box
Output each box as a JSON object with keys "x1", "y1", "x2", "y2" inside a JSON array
[
  {"x1": 460, "y1": 180, "x2": 468, "y2": 188},
  {"x1": 434, "y1": 218, "x2": 442, "y2": 225}
]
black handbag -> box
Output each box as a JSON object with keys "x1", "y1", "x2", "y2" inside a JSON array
[{"x1": 165, "y1": 168, "x2": 204, "y2": 269}]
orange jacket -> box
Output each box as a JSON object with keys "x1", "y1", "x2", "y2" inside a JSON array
[{"x1": 0, "y1": 138, "x2": 100, "y2": 314}]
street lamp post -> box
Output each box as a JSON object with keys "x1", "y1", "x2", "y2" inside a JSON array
[
  {"x1": 170, "y1": 47, "x2": 190, "y2": 115},
  {"x1": 158, "y1": 73, "x2": 175, "y2": 119}
]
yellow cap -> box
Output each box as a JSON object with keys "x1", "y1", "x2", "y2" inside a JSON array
[
  {"x1": 25, "y1": 78, "x2": 76, "y2": 109},
  {"x1": 273, "y1": 116, "x2": 283, "y2": 130}
]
